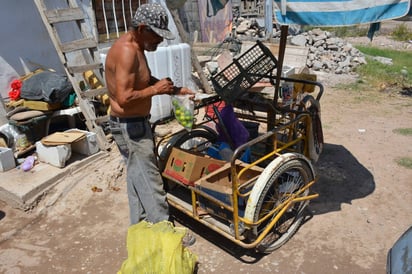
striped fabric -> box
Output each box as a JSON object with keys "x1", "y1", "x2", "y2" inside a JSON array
[{"x1": 273, "y1": 0, "x2": 411, "y2": 26}]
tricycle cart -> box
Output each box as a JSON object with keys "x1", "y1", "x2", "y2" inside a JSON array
[
  {"x1": 154, "y1": 37, "x2": 324, "y2": 253},
  {"x1": 152, "y1": 0, "x2": 410, "y2": 254}
]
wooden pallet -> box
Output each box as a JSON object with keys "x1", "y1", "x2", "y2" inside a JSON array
[{"x1": 34, "y1": 0, "x2": 109, "y2": 150}]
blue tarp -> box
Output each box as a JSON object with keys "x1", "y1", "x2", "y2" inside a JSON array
[{"x1": 272, "y1": 0, "x2": 411, "y2": 26}]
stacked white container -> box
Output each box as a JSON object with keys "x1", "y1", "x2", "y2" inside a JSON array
[
  {"x1": 145, "y1": 43, "x2": 193, "y2": 123},
  {"x1": 99, "y1": 43, "x2": 194, "y2": 123}
]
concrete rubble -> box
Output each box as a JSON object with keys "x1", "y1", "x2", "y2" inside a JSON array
[
  {"x1": 292, "y1": 29, "x2": 367, "y2": 74},
  {"x1": 232, "y1": 18, "x2": 369, "y2": 74}
]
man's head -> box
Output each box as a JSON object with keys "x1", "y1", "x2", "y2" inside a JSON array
[{"x1": 131, "y1": 3, "x2": 175, "y2": 40}]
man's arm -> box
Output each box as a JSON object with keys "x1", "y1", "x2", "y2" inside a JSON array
[{"x1": 113, "y1": 46, "x2": 174, "y2": 107}]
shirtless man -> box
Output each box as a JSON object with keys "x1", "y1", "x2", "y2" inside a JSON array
[{"x1": 104, "y1": 2, "x2": 194, "y2": 240}]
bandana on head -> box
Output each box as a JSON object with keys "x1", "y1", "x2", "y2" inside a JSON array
[{"x1": 131, "y1": 3, "x2": 175, "y2": 40}]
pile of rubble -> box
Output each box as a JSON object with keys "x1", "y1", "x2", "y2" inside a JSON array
[
  {"x1": 234, "y1": 18, "x2": 367, "y2": 74},
  {"x1": 289, "y1": 29, "x2": 367, "y2": 74}
]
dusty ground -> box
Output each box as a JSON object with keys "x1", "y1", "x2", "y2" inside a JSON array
[{"x1": 1, "y1": 22, "x2": 412, "y2": 273}]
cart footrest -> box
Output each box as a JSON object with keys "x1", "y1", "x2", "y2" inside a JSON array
[{"x1": 167, "y1": 193, "x2": 245, "y2": 240}]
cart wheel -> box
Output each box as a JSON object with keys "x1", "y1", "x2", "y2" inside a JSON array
[
  {"x1": 244, "y1": 153, "x2": 315, "y2": 253},
  {"x1": 158, "y1": 126, "x2": 218, "y2": 172}
]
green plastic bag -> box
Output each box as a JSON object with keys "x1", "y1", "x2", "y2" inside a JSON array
[
  {"x1": 118, "y1": 221, "x2": 197, "y2": 274},
  {"x1": 172, "y1": 95, "x2": 194, "y2": 131}
]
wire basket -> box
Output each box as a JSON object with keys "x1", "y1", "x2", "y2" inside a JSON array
[{"x1": 211, "y1": 40, "x2": 277, "y2": 103}]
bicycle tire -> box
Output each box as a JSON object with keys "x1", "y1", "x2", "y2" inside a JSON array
[{"x1": 244, "y1": 153, "x2": 315, "y2": 253}]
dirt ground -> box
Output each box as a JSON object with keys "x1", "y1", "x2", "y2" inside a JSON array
[{"x1": 1, "y1": 22, "x2": 412, "y2": 273}]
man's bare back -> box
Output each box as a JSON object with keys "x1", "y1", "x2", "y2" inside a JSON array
[{"x1": 105, "y1": 32, "x2": 153, "y2": 118}]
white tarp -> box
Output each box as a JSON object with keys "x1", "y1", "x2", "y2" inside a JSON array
[{"x1": 273, "y1": 0, "x2": 411, "y2": 26}]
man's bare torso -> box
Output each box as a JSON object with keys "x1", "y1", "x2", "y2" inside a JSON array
[{"x1": 105, "y1": 32, "x2": 152, "y2": 118}]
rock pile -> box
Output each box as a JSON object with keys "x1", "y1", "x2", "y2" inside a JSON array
[
  {"x1": 233, "y1": 18, "x2": 367, "y2": 74},
  {"x1": 290, "y1": 29, "x2": 367, "y2": 74}
]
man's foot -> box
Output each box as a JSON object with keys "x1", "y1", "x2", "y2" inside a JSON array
[{"x1": 182, "y1": 231, "x2": 196, "y2": 247}]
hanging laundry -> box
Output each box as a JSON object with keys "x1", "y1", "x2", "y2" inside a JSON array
[{"x1": 206, "y1": 0, "x2": 229, "y2": 17}]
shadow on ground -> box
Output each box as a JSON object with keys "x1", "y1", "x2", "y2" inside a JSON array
[
  {"x1": 310, "y1": 143, "x2": 375, "y2": 215},
  {"x1": 171, "y1": 207, "x2": 267, "y2": 264}
]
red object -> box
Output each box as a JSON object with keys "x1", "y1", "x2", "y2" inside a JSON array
[
  {"x1": 8, "y1": 79, "x2": 22, "y2": 100},
  {"x1": 206, "y1": 163, "x2": 222, "y2": 174},
  {"x1": 10, "y1": 79, "x2": 22, "y2": 89},
  {"x1": 205, "y1": 101, "x2": 226, "y2": 119}
]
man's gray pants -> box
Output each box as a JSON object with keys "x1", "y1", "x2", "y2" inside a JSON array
[{"x1": 109, "y1": 118, "x2": 169, "y2": 225}]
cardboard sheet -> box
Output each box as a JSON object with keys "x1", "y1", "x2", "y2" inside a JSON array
[{"x1": 41, "y1": 131, "x2": 85, "y2": 146}]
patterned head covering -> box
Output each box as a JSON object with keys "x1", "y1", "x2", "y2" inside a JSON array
[{"x1": 131, "y1": 3, "x2": 175, "y2": 40}]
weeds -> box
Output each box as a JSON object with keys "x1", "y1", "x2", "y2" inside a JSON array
[
  {"x1": 395, "y1": 157, "x2": 412, "y2": 169},
  {"x1": 393, "y1": 128, "x2": 412, "y2": 136},
  {"x1": 391, "y1": 23, "x2": 412, "y2": 41},
  {"x1": 393, "y1": 128, "x2": 412, "y2": 169},
  {"x1": 354, "y1": 46, "x2": 412, "y2": 90},
  {"x1": 302, "y1": 25, "x2": 368, "y2": 37}
]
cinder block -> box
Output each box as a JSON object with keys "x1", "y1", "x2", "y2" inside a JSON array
[
  {"x1": 0, "y1": 147, "x2": 16, "y2": 172},
  {"x1": 35, "y1": 141, "x2": 71, "y2": 168}
]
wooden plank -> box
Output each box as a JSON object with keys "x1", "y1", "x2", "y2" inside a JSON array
[
  {"x1": 266, "y1": 44, "x2": 309, "y2": 69},
  {"x1": 45, "y1": 8, "x2": 85, "y2": 24},
  {"x1": 95, "y1": 115, "x2": 109, "y2": 125},
  {"x1": 239, "y1": 41, "x2": 309, "y2": 69},
  {"x1": 68, "y1": 63, "x2": 103, "y2": 74},
  {"x1": 81, "y1": 87, "x2": 108, "y2": 98},
  {"x1": 265, "y1": 43, "x2": 309, "y2": 69},
  {"x1": 60, "y1": 38, "x2": 97, "y2": 53}
]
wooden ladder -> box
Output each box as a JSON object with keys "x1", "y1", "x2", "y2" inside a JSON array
[{"x1": 34, "y1": 0, "x2": 109, "y2": 150}]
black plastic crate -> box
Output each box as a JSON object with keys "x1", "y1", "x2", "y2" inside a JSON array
[{"x1": 211, "y1": 40, "x2": 277, "y2": 103}]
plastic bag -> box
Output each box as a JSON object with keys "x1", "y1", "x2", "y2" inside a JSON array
[
  {"x1": 216, "y1": 104, "x2": 249, "y2": 149},
  {"x1": 20, "y1": 70, "x2": 73, "y2": 103},
  {"x1": 172, "y1": 95, "x2": 194, "y2": 130},
  {"x1": 117, "y1": 220, "x2": 197, "y2": 274}
]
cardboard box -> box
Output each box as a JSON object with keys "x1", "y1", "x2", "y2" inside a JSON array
[
  {"x1": 35, "y1": 141, "x2": 71, "y2": 168},
  {"x1": 195, "y1": 160, "x2": 263, "y2": 219},
  {"x1": 0, "y1": 147, "x2": 16, "y2": 172},
  {"x1": 65, "y1": 129, "x2": 99, "y2": 156},
  {"x1": 162, "y1": 147, "x2": 226, "y2": 186}
]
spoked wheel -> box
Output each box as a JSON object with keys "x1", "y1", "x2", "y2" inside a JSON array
[
  {"x1": 174, "y1": 127, "x2": 217, "y2": 152},
  {"x1": 158, "y1": 126, "x2": 218, "y2": 172},
  {"x1": 244, "y1": 153, "x2": 315, "y2": 253}
]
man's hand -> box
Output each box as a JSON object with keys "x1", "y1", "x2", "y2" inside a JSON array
[
  {"x1": 152, "y1": 78, "x2": 174, "y2": 94},
  {"x1": 175, "y1": 87, "x2": 195, "y2": 95},
  {"x1": 152, "y1": 77, "x2": 196, "y2": 98}
]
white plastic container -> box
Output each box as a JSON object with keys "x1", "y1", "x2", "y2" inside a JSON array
[
  {"x1": 0, "y1": 147, "x2": 15, "y2": 172},
  {"x1": 145, "y1": 43, "x2": 193, "y2": 123}
]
